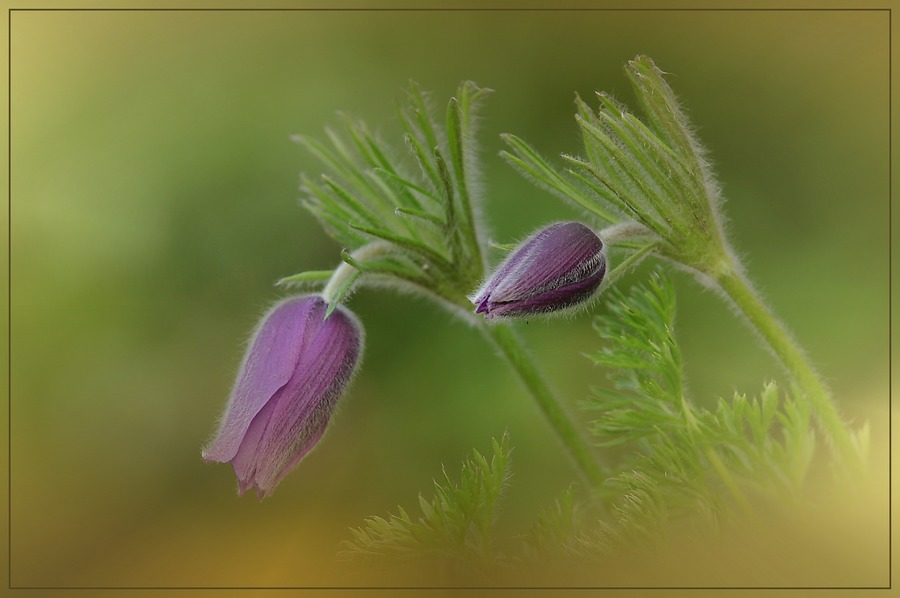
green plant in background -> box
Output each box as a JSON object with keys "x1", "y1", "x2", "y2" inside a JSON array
[
  {"x1": 581, "y1": 273, "x2": 817, "y2": 544},
  {"x1": 344, "y1": 434, "x2": 512, "y2": 573},
  {"x1": 202, "y1": 55, "x2": 869, "y2": 575}
]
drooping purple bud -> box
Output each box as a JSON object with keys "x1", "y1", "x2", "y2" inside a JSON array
[
  {"x1": 202, "y1": 295, "x2": 363, "y2": 499},
  {"x1": 471, "y1": 221, "x2": 606, "y2": 318}
]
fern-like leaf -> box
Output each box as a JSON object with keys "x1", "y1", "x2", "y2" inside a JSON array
[
  {"x1": 583, "y1": 272, "x2": 818, "y2": 546},
  {"x1": 342, "y1": 433, "x2": 512, "y2": 570},
  {"x1": 291, "y1": 81, "x2": 491, "y2": 302}
]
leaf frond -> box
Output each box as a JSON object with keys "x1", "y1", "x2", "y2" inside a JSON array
[{"x1": 342, "y1": 433, "x2": 513, "y2": 570}]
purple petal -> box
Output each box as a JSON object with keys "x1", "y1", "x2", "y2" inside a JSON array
[
  {"x1": 216, "y1": 297, "x2": 362, "y2": 498},
  {"x1": 491, "y1": 222, "x2": 603, "y2": 302},
  {"x1": 203, "y1": 294, "x2": 364, "y2": 498},
  {"x1": 250, "y1": 306, "x2": 361, "y2": 496},
  {"x1": 470, "y1": 223, "x2": 561, "y2": 306},
  {"x1": 472, "y1": 222, "x2": 605, "y2": 318},
  {"x1": 483, "y1": 258, "x2": 606, "y2": 317},
  {"x1": 230, "y1": 397, "x2": 278, "y2": 496},
  {"x1": 202, "y1": 296, "x2": 322, "y2": 463}
]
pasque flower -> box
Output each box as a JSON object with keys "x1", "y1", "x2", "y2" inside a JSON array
[
  {"x1": 471, "y1": 221, "x2": 606, "y2": 318},
  {"x1": 202, "y1": 295, "x2": 362, "y2": 498}
]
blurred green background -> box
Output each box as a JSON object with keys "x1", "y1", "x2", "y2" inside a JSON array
[{"x1": 9, "y1": 7, "x2": 889, "y2": 587}]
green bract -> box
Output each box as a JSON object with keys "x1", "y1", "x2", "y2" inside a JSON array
[{"x1": 283, "y1": 82, "x2": 491, "y2": 314}]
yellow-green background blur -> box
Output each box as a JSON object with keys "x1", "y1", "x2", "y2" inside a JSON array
[{"x1": 8, "y1": 6, "x2": 890, "y2": 588}]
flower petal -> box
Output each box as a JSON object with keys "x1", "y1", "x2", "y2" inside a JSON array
[
  {"x1": 472, "y1": 222, "x2": 606, "y2": 318},
  {"x1": 250, "y1": 304, "x2": 362, "y2": 496},
  {"x1": 484, "y1": 259, "x2": 606, "y2": 317},
  {"x1": 230, "y1": 396, "x2": 278, "y2": 496},
  {"x1": 491, "y1": 222, "x2": 603, "y2": 302},
  {"x1": 202, "y1": 296, "x2": 321, "y2": 463}
]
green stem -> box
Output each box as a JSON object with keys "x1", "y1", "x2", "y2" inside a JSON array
[
  {"x1": 482, "y1": 322, "x2": 604, "y2": 487},
  {"x1": 713, "y1": 263, "x2": 861, "y2": 472}
]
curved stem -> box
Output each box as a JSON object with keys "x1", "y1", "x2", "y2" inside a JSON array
[
  {"x1": 482, "y1": 322, "x2": 604, "y2": 487},
  {"x1": 322, "y1": 242, "x2": 393, "y2": 305},
  {"x1": 713, "y1": 264, "x2": 862, "y2": 472},
  {"x1": 598, "y1": 221, "x2": 653, "y2": 245}
]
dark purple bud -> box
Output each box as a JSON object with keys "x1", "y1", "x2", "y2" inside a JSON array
[
  {"x1": 471, "y1": 222, "x2": 606, "y2": 318},
  {"x1": 202, "y1": 295, "x2": 362, "y2": 499}
]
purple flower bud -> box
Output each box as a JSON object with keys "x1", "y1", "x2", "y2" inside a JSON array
[
  {"x1": 471, "y1": 222, "x2": 606, "y2": 318},
  {"x1": 202, "y1": 295, "x2": 362, "y2": 499}
]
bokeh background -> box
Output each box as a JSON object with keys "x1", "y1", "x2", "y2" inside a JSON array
[{"x1": 8, "y1": 5, "x2": 890, "y2": 588}]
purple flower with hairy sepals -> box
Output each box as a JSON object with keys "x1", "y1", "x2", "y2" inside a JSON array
[
  {"x1": 471, "y1": 221, "x2": 607, "y2": 318},
  {"x1": 202, "y1": 295, "x2": 362, "y2": 499}
]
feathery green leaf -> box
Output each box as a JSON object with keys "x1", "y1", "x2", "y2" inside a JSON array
[{"x1": 342, "y1": 433, "x2": 513, "y2": 569}]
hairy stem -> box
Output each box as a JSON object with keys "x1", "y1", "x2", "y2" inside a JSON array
[
  {"x1": 482, "y1": 322, "x2": 604, "y2": 487},
  {"x1": 322, "y1": 241, "x2": 393, "y2": 304},
  {"x1": 713, "y1": 263, "x2": 861, "y2": 472}
]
